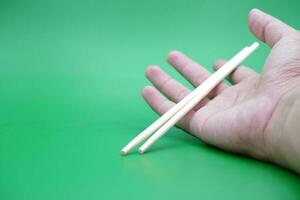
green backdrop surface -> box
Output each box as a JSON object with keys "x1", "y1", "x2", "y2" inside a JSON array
[{"x1": 0, "y1": 0, "x2": 300, "y2": 199}]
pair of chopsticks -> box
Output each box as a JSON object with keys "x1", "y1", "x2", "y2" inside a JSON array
[{"x1": 121, "y1": 42, "x2": 259, "y2": 155}]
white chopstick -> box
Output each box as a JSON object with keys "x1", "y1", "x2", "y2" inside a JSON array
[{"x1": 121, "y1": 42, "x2": 259, "y2": 155}]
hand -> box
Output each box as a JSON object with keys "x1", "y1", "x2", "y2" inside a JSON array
[{"x1": 142, "y1": 9, "x2": 300, "y2": 173}]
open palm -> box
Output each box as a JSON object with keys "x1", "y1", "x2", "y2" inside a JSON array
[{"x1": 142, "y1": 9, "x2": 300, "y2": 163}]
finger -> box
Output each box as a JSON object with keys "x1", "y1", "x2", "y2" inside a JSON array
[
  {"x1": 142, "y1": 86, "x2": 194, "y2": 130},
  {"x1": 248, "y1": 8, "x2": 297, "y2": 47},
  {"x1": 167, "y1": 51, "x2": 228, "y2": 98},
  {"x1": 145, "y1": 66, "x2": 210, "y2": 111},
  {"x1": 213, "y1": 60, "x2": 258, "y2": 84},
  {"x1": 145, "y1": 65, "x2": 191, "y2": 103}
]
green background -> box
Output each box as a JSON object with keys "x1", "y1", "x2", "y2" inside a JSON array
[{"x1": 0, "y1": 0, "x2": 299, "y2": 199}]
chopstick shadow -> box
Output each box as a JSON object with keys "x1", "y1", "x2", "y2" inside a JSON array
[
  {"x1": 123, "y1": 142, "x2": 181, "y2": 156},
  {"x1": 142, "y1": 131, "x2": 205, "y2": 154},
  {"x1": 141, "y1": 130, "x2": 272, "y2": 158},
  {"x1": 144, "y1": 131, "x2": 253, "y2": 159},
  {"x1": 136, "y1": 130, "x2": 300, "y2": 177},
  {"x1": 143, "y1": 141, "x2": 185, "y2": 154},
  {"x1": 123, "y1": 131, "x2": 197, "y2": 156}
]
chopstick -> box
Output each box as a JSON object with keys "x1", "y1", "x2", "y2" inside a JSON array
[
  {"x1": 121, "y1": 42, "x2": 259, "y2": 155},
  {"x1": 138, "y1": 42, "x2": 259, "y2": 153}
]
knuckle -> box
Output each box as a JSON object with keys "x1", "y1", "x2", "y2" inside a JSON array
[
  {"x1": 159, "y1": 77, "x2": 172, "y2": 90},
  {"x1": 177, "y1": 89, "x2": 189, "y2": 100}
]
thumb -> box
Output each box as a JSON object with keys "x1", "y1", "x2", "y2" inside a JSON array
[{"x1": 248, "y1": 8, "x2": 297, "y2": 47}]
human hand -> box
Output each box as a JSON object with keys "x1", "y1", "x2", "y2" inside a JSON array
[{"x1": 142, "y1": 9, "x2": 300, "y2": 173}]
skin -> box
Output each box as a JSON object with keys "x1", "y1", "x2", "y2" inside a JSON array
[{"x1": 142, "y1": 9, "x2": 300, "y2": 174}]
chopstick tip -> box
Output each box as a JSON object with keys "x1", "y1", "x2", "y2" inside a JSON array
[
  {"x1": 138, "y1": 149, "x2": 145, "y2": 154},
  {"x1": 250, "y1": 42, "x2": 259, "y2": 49},
  {"x1": 120, "y1": 150, "x2": 127, "y2": 156}
]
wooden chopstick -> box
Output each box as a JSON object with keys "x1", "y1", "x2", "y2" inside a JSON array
[
  {"x1": 138, "y1": 42, "x2": 259, "y2": 153},
  {"x1": 121, "y1": 42, "x2": 259, "y2": 155}
]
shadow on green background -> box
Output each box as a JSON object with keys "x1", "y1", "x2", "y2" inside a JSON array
[{"x1": 0, "y1": 0, "x2": 299, "y2": 199}]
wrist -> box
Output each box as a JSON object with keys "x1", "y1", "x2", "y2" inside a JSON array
[{"x1": 266, "y1": 86, "x2": 300, "y2": 174}]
